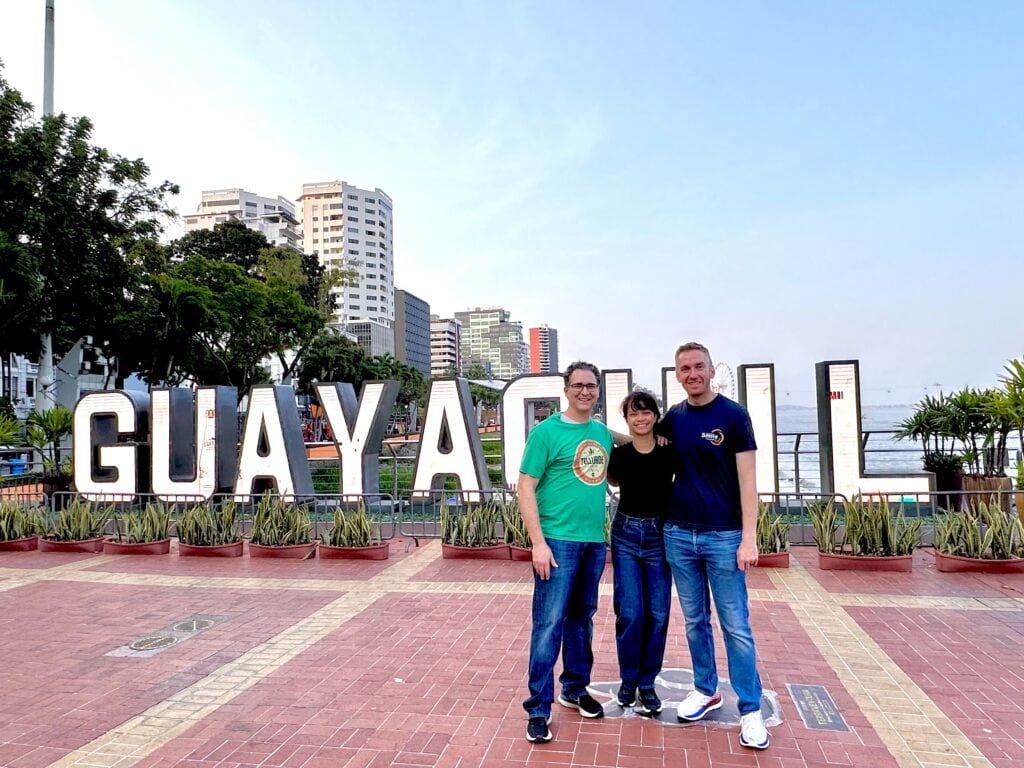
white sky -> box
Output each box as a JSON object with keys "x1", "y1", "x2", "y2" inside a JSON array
[{"x1": 2, "y1": 1, "x2": 1022, "y2": 405}]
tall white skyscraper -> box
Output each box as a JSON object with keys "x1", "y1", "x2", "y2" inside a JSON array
[
  {"x1": 297, "y1": 181, "x2": 395, "y2": 330},
  {"x1": 184, "y1": 189, "x2": 301, "y2": 251}
]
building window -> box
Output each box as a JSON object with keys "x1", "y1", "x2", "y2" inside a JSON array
[
  {"x1": 348, "y1": 249, "x2": 359, "y2": 255},
  {"x1": 329, "y1": 203, "x2": 344, "y2": 209},
  {"x1": 366, "y1": 198, "x2": 376, "y2": 203},
  {"x1": 348, "y1": 238, "x2": 359, "y2": 244},
  {"x1": 347, "y1": 194, "x2": 358, "y2": 200},
  {"x1": 348, "y1": 216, "x2": 358, "y2": 222},
  {"x1": 347, "y1": 205, "x2": 358, "y2": 211}
]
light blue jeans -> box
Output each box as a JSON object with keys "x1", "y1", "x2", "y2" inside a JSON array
[{"x1": 663, "y1": 524, "x2": 763, "y2": 715}]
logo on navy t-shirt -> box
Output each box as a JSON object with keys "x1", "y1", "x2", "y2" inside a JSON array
[{"x1": 701, "y1": 428, "x2": 725, "y2": 446}]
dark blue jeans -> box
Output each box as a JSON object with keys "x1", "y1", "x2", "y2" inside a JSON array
[
  {"x1": 663, "y1": 524, "x2": 763, "y2": 715},
  {"x1": 523, "y1": 538, "x2": 606, "y2": 718},
  {"x1": 611, "y1": 514, "x2": 672, "y2": 693}
]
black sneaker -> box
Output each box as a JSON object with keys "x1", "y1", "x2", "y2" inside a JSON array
[
  {"x1": 634, "y1": 689, "x2": 662, "y2": 716},
  {"x1": 616, "y1": 686, "x2": 636, "y2": 708},
  {"x1": 557, "y1": 692, "x2": 605, "y2": 718},
  {"x1": 526, "y1": 715, "x2": 552, "y2": 743}
]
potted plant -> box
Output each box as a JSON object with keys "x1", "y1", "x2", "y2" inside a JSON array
[
  {"x1": 441, "y1": 499, "x2": 508, "y2": 559},
  {"x1": 945, "y1": 388, "x2": 1012, "y2": 509},
  {"x1": 319, "y1": 501, "x2": 390, "y2": 560},
  {"x1": 810, "y1": 495, "x2": 920, "y2": 572},
  {"x1": 26, "y1": 406, "x2": 74, "y2": 501},
  {"x1": 1015, "y1": 460, "x2": 1024, "y2": 527},
  {"x1": 39, "y1": 498, "x2": 110, "y2": 552},
  {"x1": 897, "y1": 395, "x2": 962, "y2": 509},
  {"x1": 0, "y1": 501, "x2": 48, "y2": 551},
  {"x1": 503, "y1": 496, "x2": 532, "y2": 561},
  {"x1": 932, "y1": 500, "x2": 1024, "y2": 573},
  {"x1": 248, "y1": 492, "x2": 315, "y2": 558},
  {"x1": 177, "y1": 501, "x2": 244, "y2": 557},
  {"x1": 104, "y1": 502, "x2": 172, "y2": 554},
  {"x1": 755, "y1": 501, "x2": 790, "y2": 567}
]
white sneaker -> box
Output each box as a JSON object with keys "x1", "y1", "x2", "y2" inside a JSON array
[
  {"x1": 676, "y1": 690, "x2": 723, "y2": 721},
  {"x1": 739, "y1": 711, "x2": 769, "y2": 749}
]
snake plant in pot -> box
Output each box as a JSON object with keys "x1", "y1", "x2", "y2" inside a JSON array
[
  {"x1": 177, "y1": 501, "x2": 244, "y2": 557},
  {"x1": 932, "y1": 500, "x2": 1024, "y2": 573},
  {"x1": 104, "y1": 502, "x2": 172, "y2": 554},
  {"x1": 810, "y1": 495, "x2": 920, "y2": 572},
  {"x1": 39, "y1": 498, "x2": 110, "y2": 552},
  {"x1": 319, "y1": 501, "x2": 389, "y2": 560},
  {"x1": 0, "y1": 501, "x2": 48, "y2": 551},
  {"x1": 248, "y1": 492, "x2": 315, "y2": 558}
]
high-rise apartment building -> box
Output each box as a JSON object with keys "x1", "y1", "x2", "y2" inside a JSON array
[
  {"x1": 184, "y1": 189, "x2": 301, "y2": 250},
  {"x1": 395, "y1": 290, "x2": 431, "y2": 377},
  {"x1": 429, "y1": 316, "x2": 462, "y2": 377},
  {"x1": 529, "y1": 325, "x2": 560, "y2": 373},
  {"x1": 297, "y1": 181, "x2": 395, "y2": 332},
  {"x1": 454, "y1": 307, "x2": 529, "y2": 380}
]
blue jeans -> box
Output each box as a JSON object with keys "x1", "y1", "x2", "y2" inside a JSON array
[
  {"x1": 611, "y1": 514, "x2": 671, "y2": 693},
  {"x1": 523, "y1": 538, "x2": 606, "y2": 718},
  {"x1": 663, "y1": 524, "x2": 763, "y2": 715}
]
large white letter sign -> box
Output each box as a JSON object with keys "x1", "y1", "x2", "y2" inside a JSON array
[
  {"x1": 815, "y1": 360, "x2": 928, "y2": 500},
  {"x1": 737, "y1": 364, "x2": 779, "y2": 494},
  {"x1": 501, "y1": 374, "x2": 567, "y2": 488},
  {"x1": 661, "y1": 367, "x2": 685, "y2": 412},
  {"x1": 602, "y1": 369, "x2": 633, "y2": 438},
  {"x1": 315, "y1": 380, "x2": 399, "y2": 495},
  {"x1": 234, "y1": 385, "x2": 314, "y2": 500},
  {"x1": 73, "y1": 390, "x2": 150, "y2": 501},
  {"x1": 151, "y1": 387, "x2": 238, "y2": 502},
  {"x1": 413, "y1": 378, "x2": 491, "y2": 499}
]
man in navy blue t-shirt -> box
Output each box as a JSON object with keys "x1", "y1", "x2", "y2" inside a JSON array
[{"x1": 657, "y1": 342, "x2": 770, "y2": 750}]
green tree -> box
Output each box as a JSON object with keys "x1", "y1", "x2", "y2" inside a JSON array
[
  {"x1": 295, "y1": 333, "x2": 373, "y2": 395},
  {"x1": 0, "y1": 65, "x2": 177, "y2": 364},
  {"x1": 464, "y1": 363, "x2": 501, "y2": 409}
]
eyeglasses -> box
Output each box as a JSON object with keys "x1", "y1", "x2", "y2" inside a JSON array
[{"x1": 568, "y1": 383, "x2": 599, "y2": 392}]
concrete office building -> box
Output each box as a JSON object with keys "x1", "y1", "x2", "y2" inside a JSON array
[
  {"x1": 395, "y1": 290, "x2": 431, "y2": 377},
  {"x1": 529, "y1": 325, "x2": 560, "y2": 373},
  {"x1": 297, "y1": 181, "x2": 395, "y2": 336},
  {"x1": 454, "y1": 307, "x2": 529, "y2": 380},
  {"x1": 184, "y1": 189, "x2": 301, "y2": 250},
  {"x1": 429, "y1": 316, "x2": 462, "y2": 377},
  {"x1": 342, "y1": 319, "x2": 395, "y2": 358}
]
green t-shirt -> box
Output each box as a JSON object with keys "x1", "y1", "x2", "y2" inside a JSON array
[{"x1": 520, "y1": 415, "x2": 612, "y2": 543}]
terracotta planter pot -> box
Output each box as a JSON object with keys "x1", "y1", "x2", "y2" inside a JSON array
[
  {"x1": 755, "y1": 551, "x2": 790, "y2": 568},
  {"x1": 38, "y1": 536, "x2": 104, "y2": 553},
  {"x1": 248, "y1": 542, "x2": 317, "y2": 559},
  {"x1": 103, "y1": 538, "x2": 171, "y2": 555},
  {"x1": 0, "y1": 536, "x2": 39, "y2": 552},
  {"x1": 178, "y1": 540, "x2": 244, "y2": 557},
  {"x1": 933, "y1": 551, "x2": 1024, "y2": 573},
  {"x1": 1016, "y1": 492, "x2": 1024, "y2": 526},
  {"x1": 509, "y1": 545, "x2": 533, "y2": 561},
  {"x1": 441, "y1": 543, "x2": 510, "y2": 560},
  {"x1": 318, "y1": 542, "x2": 390, "y2": 560},
  {"x1": 818, "y1": 551, "x2": 912, "y2": 572}
]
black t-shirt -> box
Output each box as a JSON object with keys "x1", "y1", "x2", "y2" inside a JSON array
[
  {"x1": 655, "y1": 395, "x2": 757, "y2": 530},
  {"x1": 607, "y1": 442, "x2": 675, "y2": 519}
]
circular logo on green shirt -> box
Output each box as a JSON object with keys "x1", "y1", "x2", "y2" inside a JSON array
[{"x1": 573, "y1": 439, "x2": 608, "y2": 485}]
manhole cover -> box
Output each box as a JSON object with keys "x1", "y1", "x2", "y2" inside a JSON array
[
  {"x1": 129, "y1": 635, "x2": 178, "y2": 651},
  {"x1": 173, "y1": 618, "x2": 215, "y2": 633}
]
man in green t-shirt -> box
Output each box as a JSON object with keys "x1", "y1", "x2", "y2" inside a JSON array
[{"x1": 519, "y1": 361, "x2": 613, "y2": 743}]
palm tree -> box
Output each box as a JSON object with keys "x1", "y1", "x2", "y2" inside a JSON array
[{"x1": 26, "y1": 406, "x2": 73, "y2": 476}]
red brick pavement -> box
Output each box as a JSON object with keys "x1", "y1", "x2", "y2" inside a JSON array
[{"x1": 0, "y1": 544, "x2": 1021, "y2": 767}]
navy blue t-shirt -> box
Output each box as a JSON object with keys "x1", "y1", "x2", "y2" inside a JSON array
[{"x1": 656, "y1": 395, "x2": 757, "y2": 531}]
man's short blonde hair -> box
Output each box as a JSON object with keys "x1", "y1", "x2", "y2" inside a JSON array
[{"x1": 675, "y1": 342, "x2": 713, "y2": 367}]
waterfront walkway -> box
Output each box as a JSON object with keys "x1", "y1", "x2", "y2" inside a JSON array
[{"x1": 0, "y1": 544, "x2": 1021, "y2": 768}]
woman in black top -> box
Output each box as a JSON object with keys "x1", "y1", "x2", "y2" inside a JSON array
[{"x1": 607, "y1": 391, "x2": 674, "y2": 716}]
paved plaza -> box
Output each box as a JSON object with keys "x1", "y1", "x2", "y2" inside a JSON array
[{"x1": 1, "y1": 543, "x2": 1022, "y2": 768}]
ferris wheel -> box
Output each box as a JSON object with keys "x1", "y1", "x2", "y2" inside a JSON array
[{"x1": 711, "y1": 362, "x2": 737, "y2": 400}]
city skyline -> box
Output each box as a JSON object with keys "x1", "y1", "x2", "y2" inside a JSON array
[{"x1": 1, "y1": 1, "x2": 1021, "y2": 404}]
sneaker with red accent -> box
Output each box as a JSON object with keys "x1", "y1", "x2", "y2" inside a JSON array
[{"x1": 676, "y1": 690, "x2": 723, "y2": 721}]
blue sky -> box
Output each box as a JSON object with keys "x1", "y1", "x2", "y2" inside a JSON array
[{"x1": 2, "y1": 1, "x2": 1021, "y2": 404}]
